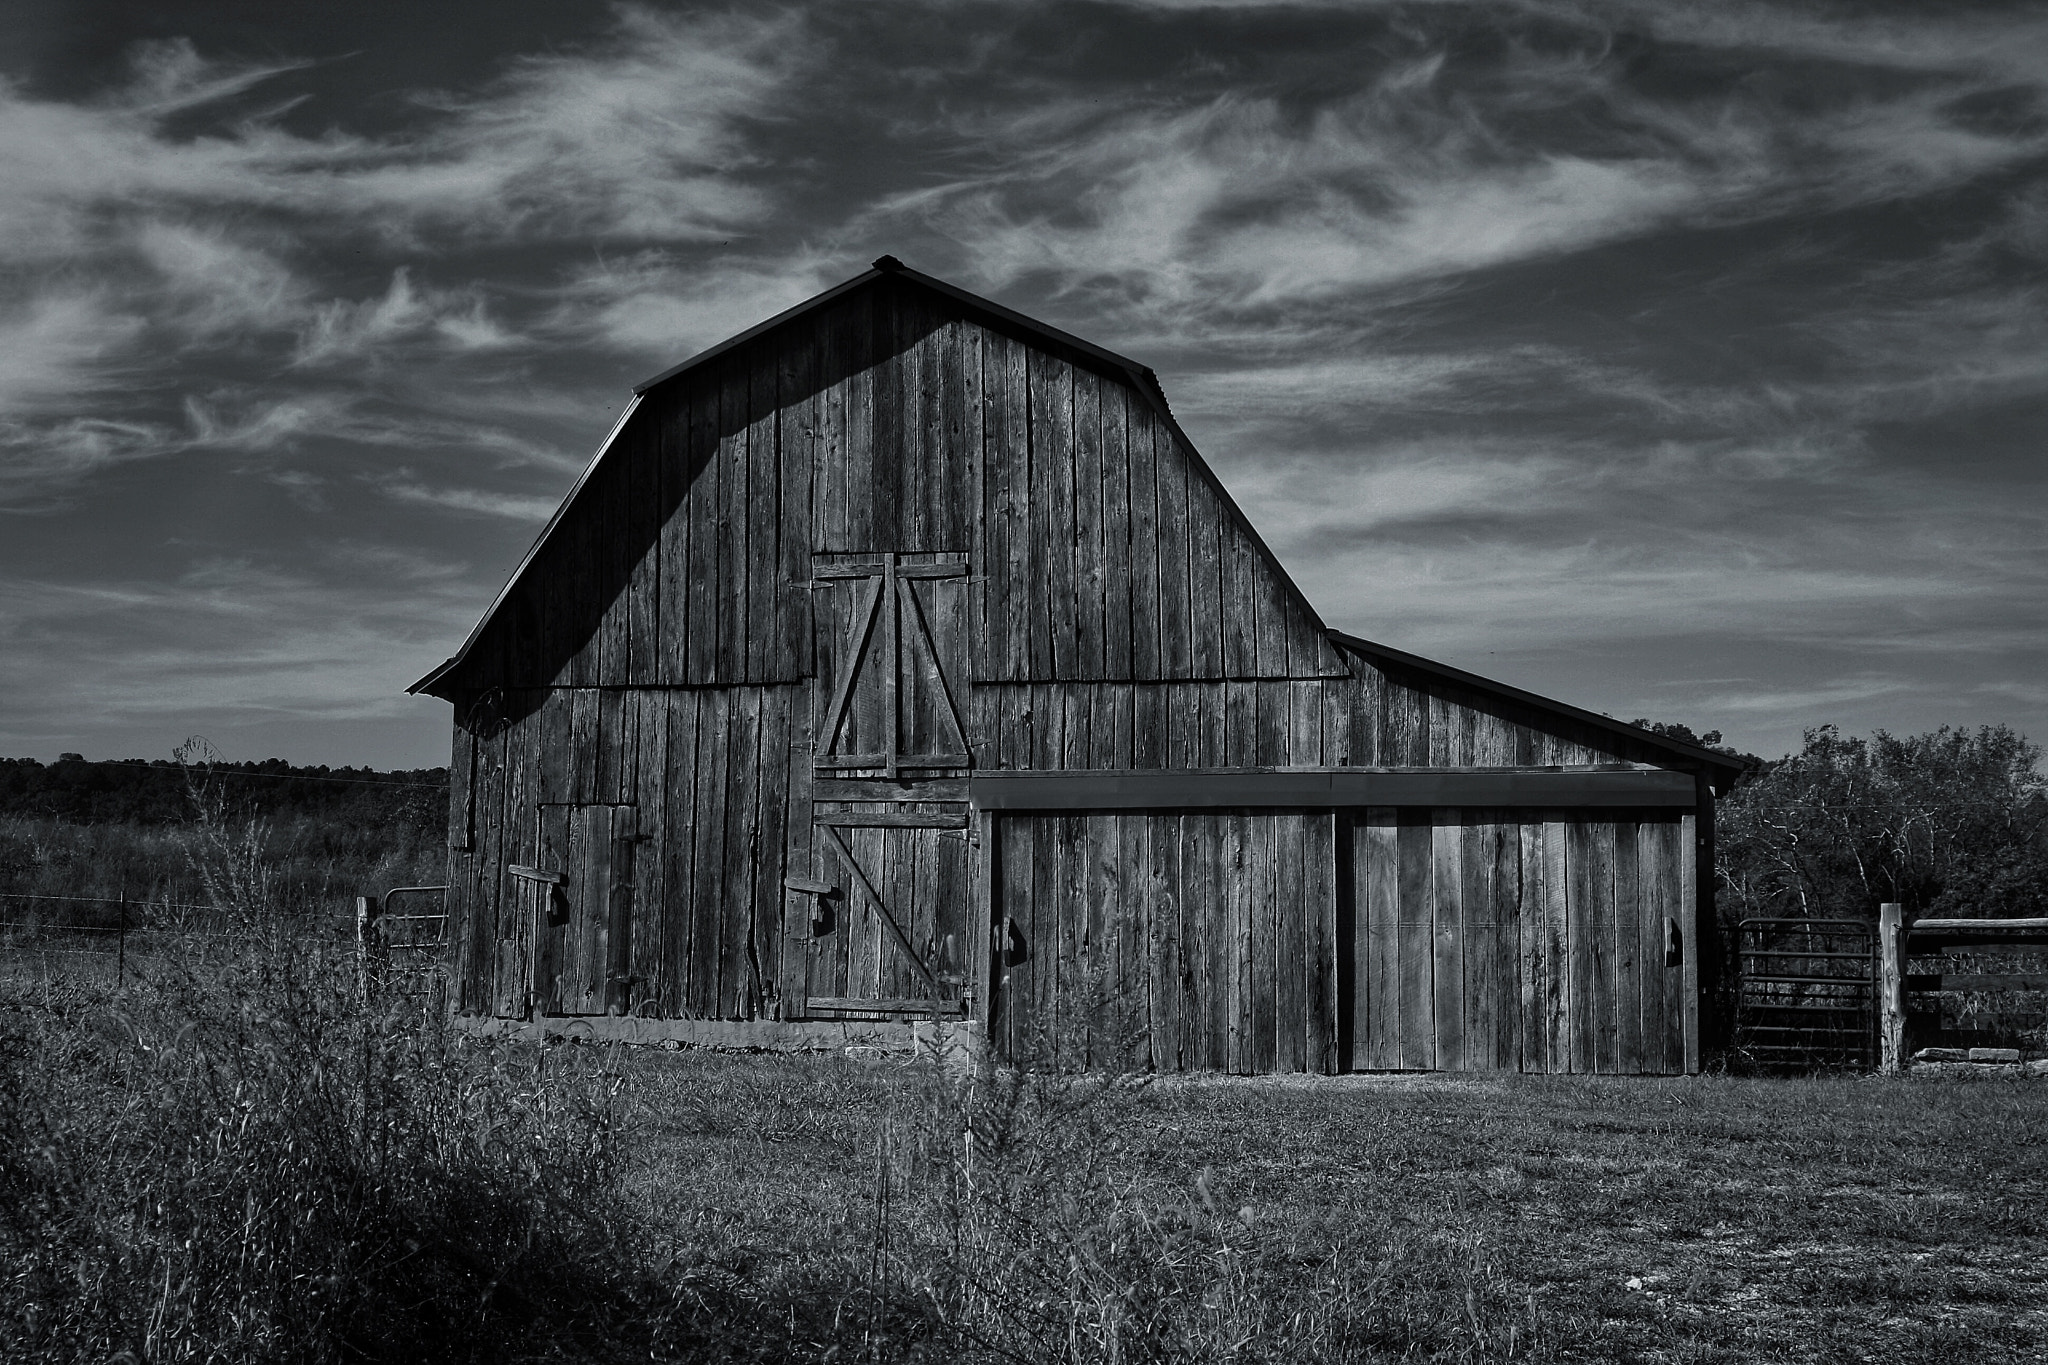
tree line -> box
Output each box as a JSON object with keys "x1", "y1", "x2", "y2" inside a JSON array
[{"x1": 1630, "y1": 722, "x2": 2048, "y2": 925}]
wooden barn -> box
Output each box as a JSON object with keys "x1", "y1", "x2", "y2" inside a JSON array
[{"x1": 410, "y1": 257, "x2": 1745, "y2": 1075}]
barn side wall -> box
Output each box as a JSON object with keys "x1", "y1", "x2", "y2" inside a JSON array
[{"x1": 447, "y1": 684, "x2": 799, "y2": 1022}]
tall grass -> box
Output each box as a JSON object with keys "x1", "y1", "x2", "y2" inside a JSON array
[
  {"x1": 0, "y1": 952, "x2": 649, "y2": 1363},
  {"x1": 868, "y1": 1057, "x2": 1522, "y2": 1364}
]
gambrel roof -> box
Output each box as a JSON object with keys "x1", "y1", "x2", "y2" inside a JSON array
[{"x1": 410, "y1": 257, "x2": 1744, "y2": 786}]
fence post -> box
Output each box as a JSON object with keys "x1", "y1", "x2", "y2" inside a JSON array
[
  {"x1": 1878, "y1": 903, "x2": 1904, "y2": 1074},
  {"x1": 356, "y1": 895, "x2": 380, "y2": 1004}
]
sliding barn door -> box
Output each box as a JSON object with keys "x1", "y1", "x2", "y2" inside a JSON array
[
  {"x1": 1347, "y1": 808, "x2": 1692, "y2": 1074},
  {"x1": 784, "y1": 551, "x2": 983, "y2": 1020}
]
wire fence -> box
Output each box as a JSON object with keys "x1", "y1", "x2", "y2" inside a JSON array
[{"x1": 0, "y1": 887, "x2": 450, "y2": 1004}]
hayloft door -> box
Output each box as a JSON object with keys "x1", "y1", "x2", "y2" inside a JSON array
[
  {"x1": 505, "y1": 803, "x2": 635, "y2": 1018},
  {"x1": 787, "y1": 552, "x2": 981, "y2": 1020}
]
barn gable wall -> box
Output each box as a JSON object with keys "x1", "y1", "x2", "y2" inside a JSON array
[{"x1": 431, "y1": 276, "x2": 1347, "y2": 696}]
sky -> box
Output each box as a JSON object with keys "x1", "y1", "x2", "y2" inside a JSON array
[{"x1": 2, "y1": 0, "x2": 2044, "y2": 770}]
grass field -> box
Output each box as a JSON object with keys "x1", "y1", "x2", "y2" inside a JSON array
[
  {"x1": 6, "y1": 960, "x2": 2045, "y2": 1364},
  {"x1": 627, "y1": 1051, "x2": 2048, "y2": 1363}
]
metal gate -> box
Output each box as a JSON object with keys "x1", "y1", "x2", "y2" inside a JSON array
[{"x1": 1735, "y1": 918, "x2": 1875, "y2": 1070}]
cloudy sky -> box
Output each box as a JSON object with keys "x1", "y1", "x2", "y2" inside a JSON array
[{"x1": 3, "y1": 0, "x2": 2045, "y2": 769}]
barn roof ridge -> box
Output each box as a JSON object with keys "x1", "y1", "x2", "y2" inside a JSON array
[
  {"x1": 630, "y1": 256, "x2": 1179, "y2": 411},
  {"x1": 1326, "y1": 629, "x2": 1749, "y2": 783}
]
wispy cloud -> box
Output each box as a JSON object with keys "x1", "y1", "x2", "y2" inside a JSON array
[
  {"x1": 868, "y1": 2, "x2": 2048, "y2": 345},
  {"x1": 0, "y1": 293, "x2": 144, "y2": 409},
  {"x1": 377, "y1": 476, "x2": 559, "y2": 522}
]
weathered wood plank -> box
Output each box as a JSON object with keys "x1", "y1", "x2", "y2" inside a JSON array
[
  {"x1": 1612, "y1": 817, "x2": 1643, "y2": 1073},
  {"x1": 711, "y1": 359, "x2": 749, "y2": 684},
  {"x1": 1275, "y1": 810, "x2": 1307, "y2": 1072},
  {"x1": 1030, "y1": 351, "x2": 1077, "y2": 678},
  {"x1": 1396, "y1": 812, "x2": 1435, "y2": 1070},
  {"x1": 1072, "y1": 370, "x2": 1105, "y2": 679},
  {"x1": 1101, "y1": 681, "x2": 1135, "y2": 768},
  {"x1": 657, "y1": 691, "x2": 696, "y2": 1015},
  {"x1": 1220, "y1": 494, "x2": 1256, "y2": 680},
  {"x1": 742, "y1": 348, "x2": 780, "y2": 682},
  {"x1": 1680, "y1": 809, "x2": 1700, "y2": 1074},
  {"x1": 885, "y1": 287, "x2": 924, "y2": 552},
  {"x1": 1126, "y1": 387, "x2": 1159, "y2": 682},
  {"x1": 1578, "y1": 819, "x2": 1621, "y2": 1072},
  {"x1": 683, "y1": 373, "x2": 722, "y2": 680},
  {"x1": 715, "y1": 689, "x2": 758, "y2": 1016},
  {"x1": 1353, "y1": 809, "x2": 1392, "y2": 1069},
  {"x1": 1154, "y1": 419, "x2": 1194, "y2": 678},
  {"x1": 1431, "y1": 811, "x2": 1465, "y2": 1071},
  {"x1": 1184, "y1": 437, "x2": 1225, "y2": 681},
  {"x1": 814, "y1": 295, "x2": 850, "y2": 554},
  {"x1": 1220, "y1": 681, "x2": 1251, "y2": 768},
  {"x1": 813, "y1": 809, "x2": 969, "y2": 829},
  {"x1": 953, "y1": 316, "x2": 985, "y2": 566},
  {"x1": 1542, "y1": 815, "x2": 1570, "y2": 1071},
  {"x1": 471, "y1": 718, "x2": 510, "y2": 1013},
  {"x1": 448, "y1": 723, "x2": 476, "y2": 851},
  {"x1": 1146, "y1": 814, "x2": 1179, "y2": 1070},
  {"x1": 841, "y1": 289, "x2": 878, "y2": 554},
  {"x1": 686, "y1": 691, "x2": 727, "y2": 1016},
  {"x1": 1305, "y1": 811, "x2": 1336, "y2": 1073},
  {"x1": 1132, "y1": 684, "x2": 1166, "y2": 769},
  {"x1": 567, "y1": 688, "x2": 598, "y2": 804},
  {"x1": 1637, "y1": 818, "x2": 1671, "y2": 1075},
  {"x1": 1101, "y1": 383, "x2": 1133, "y2": 680},
  {"x1": 774, "y1": 311, "x2": 816, "y2": 682},
  {"x1": 1459, "y1": 814, "x2": 1495, "y2": 1071},
  {"x1": 990, "y1": 332, "x2": 1031, "y2": 681},
  {"x1": 1516, "y1": 822, "x2": 1543, "y2": 1073},
  {"x1": 1048, "y1": 813, "x2": 1080, "y2": 1069},
  {"x1": 1180, "y1": 815, "x2": 1213, "y2": 1070},
  {"x1": 750, "y1": 688, "x2": 791, "y2": 1018},
  {"x1": 1005, "y1": 815, "x2": 1036, "y2": 1057},
  {"x1": 1246, "y1": 813, "x2": 1277, "y2": 1072}
]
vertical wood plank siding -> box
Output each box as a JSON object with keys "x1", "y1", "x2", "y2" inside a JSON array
[
  {"x1": 431, "y1": 275, "x2": 1708, "y2": 1077},
  {"x1": 437, "y1": 284, "x2": 1347, "y2": 694},
  {"x1": 1338, "y1": 807, "x2": 1690, "y2": 1075}
]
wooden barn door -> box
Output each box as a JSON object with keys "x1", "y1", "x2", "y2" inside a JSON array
[
  {"x1": 786, "y1": 551, "x2": 981, "y2": 1019},
  {"x1": 1346, "y1": 809, "x2": 1692, "y2": 1074},
  {"x1": 503, "y1": 803, "x2": 635, "y2": 1018}
]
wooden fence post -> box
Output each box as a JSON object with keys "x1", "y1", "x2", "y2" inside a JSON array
[
  {"x1": 1878, "y1": 902, "x2": 1904, "y2": 1074},
  {"x1": 356, "y1": 895, "x2": 380, "y2": 1004}
]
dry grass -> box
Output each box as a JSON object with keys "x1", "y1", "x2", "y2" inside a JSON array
[
  {"x1": 622, "y1": 1052, "x2": 2048, "y2": 1364},
  {"x1": 6, "y1": 957, "x2": 2044, "y2": 1363}
]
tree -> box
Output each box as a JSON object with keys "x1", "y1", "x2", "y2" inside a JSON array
[{"x1": 1716, "y1": 724, "x2": 2048, "y2": 925}]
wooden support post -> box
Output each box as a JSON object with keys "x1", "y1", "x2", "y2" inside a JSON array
[
  {"x1": 357, "y1": 894, "x2": 380, "y2": 1004},
  {"x1": 1878, "y1": 902, "x2": 1903, "y2": 1074}
]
